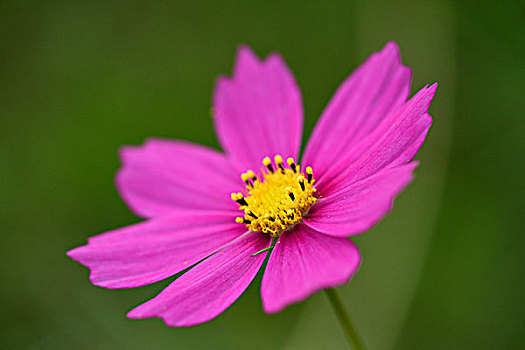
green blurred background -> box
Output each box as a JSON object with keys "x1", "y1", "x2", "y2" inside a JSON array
[{"x1": 1, "y1": 0, "x2": 524, "y2": 349}]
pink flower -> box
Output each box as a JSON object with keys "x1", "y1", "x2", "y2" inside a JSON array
[{"x1": 68, "y1": 41, "x2": 436, "y2": 327}]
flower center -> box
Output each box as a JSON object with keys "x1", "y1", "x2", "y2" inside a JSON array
[{"x1": 232, "y1": 155, "x2": 317, "y2": 237}]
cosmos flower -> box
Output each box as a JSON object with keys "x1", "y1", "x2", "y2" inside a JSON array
[{"x1": 68, "y1": 41, "x2": 436, "y2": 327}]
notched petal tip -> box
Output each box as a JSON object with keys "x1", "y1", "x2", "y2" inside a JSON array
[
  {"x1": 264, "y1": 51, "x2": 288, "y2": 70},
  {"x1": 235, "y1": 44, "x2": 259, "y2": 60},
  {"x1": 66, "y1": 244, "x2": 118, "y2": 289},
  {"x1": 66, "y1": 245, "x2": 84, "y2": 263},
  {"x1": 127, "y1": 306, "x2": 195, "y2": 328},
  {"x1": 428, "y1": 82, "x2": 438, "y2": 96},
  {"x1": 117, "y1": 138, "x2": 171, "y2": 165},
  {"x1": 365, "y1": 40, "x2": 402, "y2": 67},
  {"x1": 409, "y1": 83, "x2": 438, "y2": 113},
  {"x1": 233, "y1": 45, "x2": 294, "y2": 80},
  {"x1": 264, "y1": 52, "x2": 301, "y2": 93},
  {"x1": 126, "y1": 306, "x2": 146, "y2": 320},
  {"x1": 126, "y1": 309, "x2": 206, "y2": 328},
  {"x1": 421, "y1": 82, "x2": 438, "y2": 96},
  {"x1": 383, "y1": 40, "x2": 405, "y2": 62},
  {"x1": 408, "y1": 160, "x2": 420, "y2": 171},
  {"x1": 117, "y1": 144, "x2": 139, "y2": 164},
  {"x1": 385, "y1": 39, "x2": 400, "y2": 48},
  {"x1": 383, "y1": 40, "x2": 401, "y2": 55},
  {"x1": 233, "y1": 44, "x2": 263, "y2": 78}
]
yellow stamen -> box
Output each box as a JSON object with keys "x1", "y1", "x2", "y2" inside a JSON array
[
  {"x1": 263, "y1": 156, "x2": 274, "y2": 173},
  {"x1": 232, "y1": 156, "x2": 317, "y2": 237},
  {"x1": 231, "y1": 192, "x2": 248, "y2": 206},
  {"x1": 241, "y1": 172, "x2": 253, "y2": 187},
  {"x1": 287, "y1": 157, "x2": 297, "y2": 172},
  {"x1": 306, "y1": 166, "x2": 313, "y2": 183},
  {"x1": 298, "y1": 175, "x2": 306, "y2": 191},
  {"x1": 274, "y1": 155, "x2": 285, "y2": 172}
]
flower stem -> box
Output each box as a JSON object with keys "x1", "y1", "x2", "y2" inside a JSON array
[{"x1": 324, "y1": 288, "x2": 366, "y2": 350}]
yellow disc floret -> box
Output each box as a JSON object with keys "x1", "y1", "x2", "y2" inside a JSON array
[{"x1": 232, "y1": 155, "x2": 317, "y2": 237}]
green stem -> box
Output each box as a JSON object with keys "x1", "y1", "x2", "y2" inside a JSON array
[
  {"x1": 251, "y1": 246, "x2": 274, "y2": 256},
  {"x1": 324, "y1": 288, "x2": 366, "y2": 350},
  {"x1": 251, "y1": 236, "x2": 278, "y2": 256}
]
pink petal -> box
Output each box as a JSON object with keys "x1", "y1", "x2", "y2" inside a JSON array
[
  {"x1": 213, "y1": 45, "x2": 303, "y2": 171},
  {"x1": 67, "y1": 211, "x2": 244, "y2": 289},
  {"x1": 315, "y1": 84, "x2": 436, "y2": 196},
  {"x1": 127, "y1": 232, "x2": 271, "y2": 327},
  {"x1": 116, "y1": 138, "x2": 241, "y2": 218},
  {"x1": 302, "y1": 41, "x2": 412, "y2": 178},
  {"x1": 304, "y1": 162, "x2": 418, "y2": 237},
  {"x1": 261, "y1": 224, "x2": 361, "y2": 313}
]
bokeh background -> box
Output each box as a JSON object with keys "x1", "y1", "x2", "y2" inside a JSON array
[{"x1": 2, "y1": 0, "x2": 524, "y2": 349}]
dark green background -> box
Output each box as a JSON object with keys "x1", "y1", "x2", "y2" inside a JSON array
[{"x1": 2, "y1": 1, "x2": 524, "y2": 349}]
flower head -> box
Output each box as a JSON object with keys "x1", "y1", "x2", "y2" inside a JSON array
[
  {"x1": 68, "y1": 41, "x2": 437, "y2": 326},
  {"x1": 233, "y1": 156, "x2": 317, "y2": 236}
]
